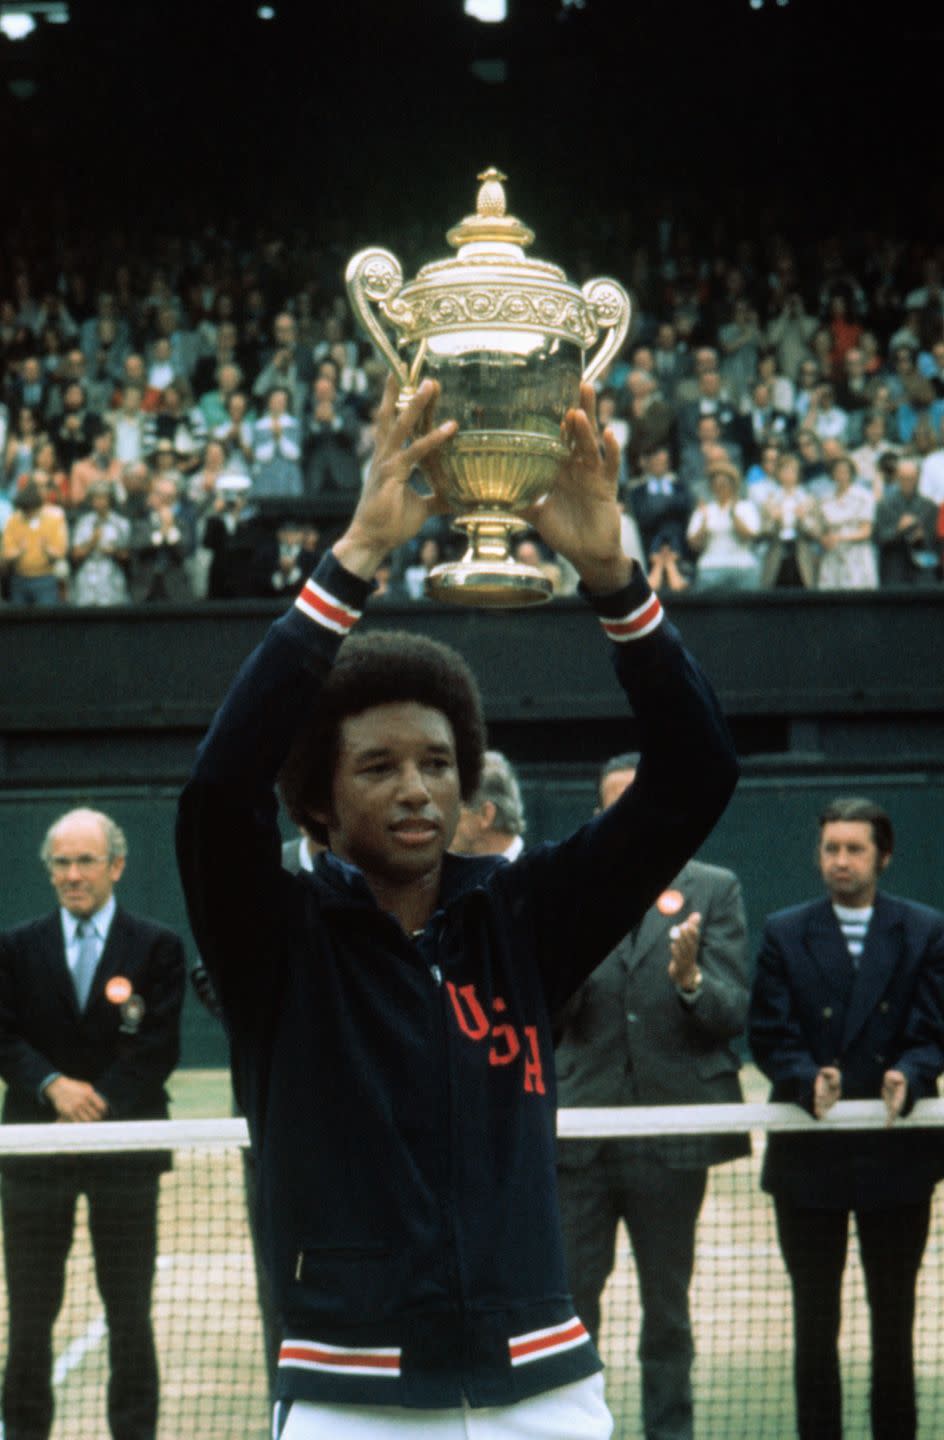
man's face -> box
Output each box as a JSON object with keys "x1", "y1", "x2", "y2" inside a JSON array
[
  {"x1": 818, "y1": 820, "x2": 888, "y2": 908},
  {"x1": 599, "y1": 767, "x2": 636, "y2": 812},
  {"x1": 316, "y1": 702, "x2": 461, "y2": 887},
  {"x1": 897, "y1": 463, "x2": 920, "y2": 495},
  {"x1": 47, "y1": 813, "x2": 124, "y2": 918},
  {"x1": 451, "y1": 801, "x2": 492, "y2": 856}
]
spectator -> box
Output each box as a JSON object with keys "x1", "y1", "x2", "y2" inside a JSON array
[
  {"x1": 69, "y1": 424, "x2": 123, "y2": 511},
  {"x1": 833, "y1": 347, "x2": 873, "y2": 441},
  {"x1": 918, "y1": 415, "x2": 944, "y2": 507},
  {"x1": 628, "y1": 442, "x2": 692, "y2": 593},
  {"x1": 142, "y1": 381, "x2": 206, "y2": 473},
  {"x1": 201, "y1": 475, "x2": 259, "y2": 599},
  {"x1": 850, "y1": 411, "x2": 902, "y2": 498},
  {"x1": 186, "y1": 437, "x2": 230, "y2": 513},
  {"x1": 718, "y1": 298, "x2": 762, "y2": 404},
  {"x1": 403, "y1": 534, "x2": 444, "y2": 600},
  {"x1": 801, "y1": 381, "x2": 849, "y2": 446},
  {"x1": 749, "y1": 797, "x2": 944, "y2": 1440},
  {"x1": 70, "y1": 481, "x2": 132, "y2": 605},
  {"x1": 766, "y1": 291, "x2": 818, "y2": 381},
  {"x1": 745, "y1": 440, "x2": 784, "y2": 507},
  {"x1": 741, "y1": 381, "x2": 792, "y2": 463},
  {"x1": 54, "y1": 382, "x2": 102, "y2": 471},
  {"x1": 3, "y1": 404, "x2": 43, "y2": 488},
  {"x1": 252, "y1": 311, "x2": 311, "y2": 418},
  {"x1": 816, "y1": 456, "x2": 878, "y2": 590},
  {"x1": 676, "y1": 367, "x2": 738, "y2": 453},
  {"x1": 2, "y1": 477, "x2": 69, "y2": 605},
  {"x1": 213, "y1": 389, "x2": 255, "y2": 475},
  {"x1": 796, "y1": 428, "x2": 833, "y2": 498},
  {"x1": 142, "y1": 337, "x2": 176, "y2": 411},
  {"x1": 6, "y1": 355, "x2": 50, "y2": 420},
  {"x1": 874, "y1": 457, "x2": 940, "y2": 585},
  {"x1": 760, "y1": 452, "x2": 819, "y2": 589},
  {"x1": 686, "y1": 460, "x2": 762, "y2": 591},
  {"x1": 31, "y1": 439, "x2": 70, "y2": 508},
  {"x1": 129, "y1": 473, "x2": 195, "y2": 602},
  {"x1": 756, "y1": 347, "x2": 796, "y2": 416},
  {"x1": 650, "y1": 320, "x2": 691, "y2": 401},
  {"x1": 108, "y1": 383, "x2": 149, "y2": 466},
  {"x1": 249, "y1": 514, "x2": 323, "y2": 601},
  {"x1": 556, "y1": 753, "x2": 749, "y2": 1440},
  {"x1": 302, "y1": 377, "x2": 361, "y2": 495},
  {"x1": 673, "y1": 346, "x2": 720, "y2": 408},
  {"x1": 252, "y1": 386, "x2": 303, "y2": 499},
  {"x1": 197, "y1": 360, "x2": 244, "y2": 432},
  {"x1": 826, "y1": 293, "x2": 863, "y2": 373},
  {"x1": 450, "y1": 750, "x2": 526, "y2": 861}
]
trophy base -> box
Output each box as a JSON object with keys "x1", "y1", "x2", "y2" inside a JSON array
[
  {"x1": 425, "y1": 510, "x2": 554, "y2": 608},
  {"x1": 425, "y1": 559, "x2": 554, "y2": 609}
]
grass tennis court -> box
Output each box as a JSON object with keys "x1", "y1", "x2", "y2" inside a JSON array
[{"x1": 3, "y1": 1067, "x2": 944, "y2": 1438}]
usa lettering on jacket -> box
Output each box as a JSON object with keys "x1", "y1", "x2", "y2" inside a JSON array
[{"x1": 446, "y1": 981, "x2": 546, "y2": 1095}]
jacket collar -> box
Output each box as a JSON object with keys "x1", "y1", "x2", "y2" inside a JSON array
[{"x1": 305, "y1": 848, "x2": 504, "y2": 914}]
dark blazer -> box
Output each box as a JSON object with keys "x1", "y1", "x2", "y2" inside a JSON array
[
  {"x1": 556, "y1": 860, "x2": 750, "y2": 1169},
  {"x1": 749, "y1": 892, "x2": 944, "y2": 1210},
  {"x1": 0, "y1": 907, "x2": 185, "y2": 1169}
]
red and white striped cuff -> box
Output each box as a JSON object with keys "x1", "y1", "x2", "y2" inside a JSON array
[
  {"x1": 598, "y1": 592, "x2": 663, "y2": 643},
  {"x1": 294, "y1": 578, "x2": 363, "y2": 636},
  {"x1": 508, "y1": 1316, "x2": 590, "y2": 1368},
  {"x1": 278, "y1": 1338, "x2": 401, "y2": 1378}
]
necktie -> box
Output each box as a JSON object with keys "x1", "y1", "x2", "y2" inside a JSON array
[{"x1": 73, "y1": 920, "x2": 99, "y2": 1011}]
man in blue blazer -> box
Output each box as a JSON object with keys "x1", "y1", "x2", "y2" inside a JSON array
[
  {"x1": 749, "y1": 797, "x2": 944, "y2": 1440},
  {"x1": 0, "y1": 808, "x2": 186, "y2": 1440}
]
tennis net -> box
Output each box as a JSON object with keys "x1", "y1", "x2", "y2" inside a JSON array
[{"x1": 1, "y1": 1101, "x2": 943, "y2": 1439}]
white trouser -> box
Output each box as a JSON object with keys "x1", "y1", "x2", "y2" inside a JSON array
[{"x1": 274, "y1": 1374, "x2": 613, "y2": 1438}]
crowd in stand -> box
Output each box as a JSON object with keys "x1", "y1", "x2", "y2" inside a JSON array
[{"x1": 2, "y1": 222, "x2": 944, "y2": 605}]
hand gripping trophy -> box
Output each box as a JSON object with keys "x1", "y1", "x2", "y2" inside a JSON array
[{"x1": 345, "y1": 168, "x2": 631, "y2": 607}]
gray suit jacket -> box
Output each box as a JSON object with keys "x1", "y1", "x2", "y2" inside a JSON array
[{"x1": 556, "y1": 859, "x2": 750, "y2": 1169}]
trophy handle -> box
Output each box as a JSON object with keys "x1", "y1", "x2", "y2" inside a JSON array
[
  {"x1": 345, "y1": 248, "x2": 410, "y2": 390},
  {"x1": 580, "y1": 278, "x2": 632, "y2": 387}
]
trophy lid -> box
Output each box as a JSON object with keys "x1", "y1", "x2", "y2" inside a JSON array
[{"x1": 445, "y1": 168, "x2": 535, "y2": 253}]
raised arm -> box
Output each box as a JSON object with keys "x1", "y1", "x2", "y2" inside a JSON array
[{"x1": 176, "y1": 381, "x2": 456, "y2": 1022}]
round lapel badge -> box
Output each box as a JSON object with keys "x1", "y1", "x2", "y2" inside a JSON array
[
  {"x1": 105, "y1": 975, "x2": 133, "y2": 1005},
  {"x1": 656, "y1": 889, "x2": 685, "y2": 916}
]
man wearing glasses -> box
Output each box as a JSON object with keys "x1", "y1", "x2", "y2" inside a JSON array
[{"x1": 0, "y1": 807, "x2": 186, "y2": 1440}]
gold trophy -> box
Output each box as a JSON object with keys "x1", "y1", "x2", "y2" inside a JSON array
[{"x1": 345, "y1": 168, "x2": 631, "y2": 607}]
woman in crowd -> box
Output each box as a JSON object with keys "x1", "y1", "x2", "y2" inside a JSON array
[
  {"x1": 213, "y1": 390, "x2": 254, "y2": 474},
  {"x1": 3, "y1": 406, "x2": 43, "y2": 489},
  {"x1": 70, "y1": 481, "x2": 131, "y2": 605},
  {"x1": 815, "y1": 455, "x2": 878, "y2": 590},
  {"x1": 686, "y1": 459, "x2": 762, "y2": 591},
  {"x1": 1, "y1": 476, "x2": 69, "y2": 605},
  {"x1": 760, "y1": 452, "x2": 819, "y2": 589}
]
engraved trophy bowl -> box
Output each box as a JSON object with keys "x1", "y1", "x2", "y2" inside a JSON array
[{"x1": 345, "y1": 169, "x2": 631, "y2": 607}]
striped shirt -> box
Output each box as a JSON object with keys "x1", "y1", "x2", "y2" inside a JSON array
[{"x1": 833, "y1": 903, "x2": 873, "y2": 967}]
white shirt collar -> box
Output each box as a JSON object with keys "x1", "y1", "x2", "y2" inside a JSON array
[{"x1": 502, "y1": 835, "x2": 525, "y2": 862}]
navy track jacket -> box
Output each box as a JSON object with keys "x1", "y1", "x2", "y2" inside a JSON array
[{"x1": 176, "y1": 551, "x2": 738, "y2": 1409}]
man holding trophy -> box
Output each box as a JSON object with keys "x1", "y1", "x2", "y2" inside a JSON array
[{"x1": 178, "y1": 176, "x2": 738, "y2": 1439}]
